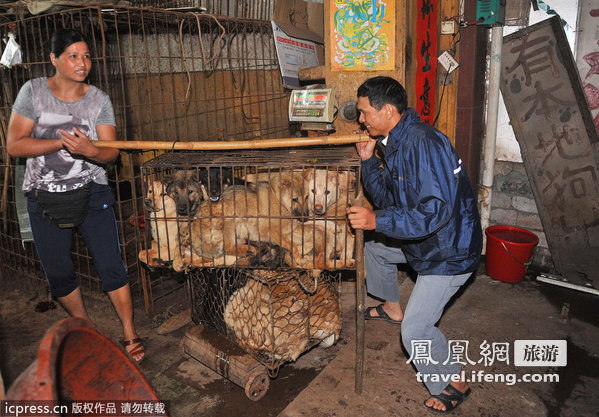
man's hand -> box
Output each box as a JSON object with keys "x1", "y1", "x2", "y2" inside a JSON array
[
  {"x1": 60, "y1": 127, "x2": 99, "y2": 159},
  {"x1": 354, "y1": 129, "x2": 377, "y2": 161},
  {"x1": 347, "y1": 205, "x2": 376, "y2": 230}
]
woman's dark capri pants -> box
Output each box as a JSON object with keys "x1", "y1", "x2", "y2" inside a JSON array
[{"x1": 26, "y1": 182, "x2": 129, "y2": 297}]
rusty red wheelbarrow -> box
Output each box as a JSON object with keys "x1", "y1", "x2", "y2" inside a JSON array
[{"x1": 6, "y1": 317, "x2": 167, "y2": 416}]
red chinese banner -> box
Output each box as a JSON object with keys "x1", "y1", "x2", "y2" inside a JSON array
[{"x1": 415, "y1": 0, "x2": 438, "y2": 125}]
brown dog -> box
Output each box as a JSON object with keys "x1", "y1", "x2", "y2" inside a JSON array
[
  {"x1": 243, "y1": 169, "x2": 310, "y2": 219},
  {"x1": 223, "y1": 270, "x2": 341, "y2": 362},
  {"x1": 172, "y1": 171, "x2": 354, "y2": 272},
  {"x1": 165, "y1": 170, "x2": 203, "y2": 217}
]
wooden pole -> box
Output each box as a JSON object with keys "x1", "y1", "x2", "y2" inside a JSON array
[{"x1": 94, "y1": 134, "x2": 369, "y2": 150}]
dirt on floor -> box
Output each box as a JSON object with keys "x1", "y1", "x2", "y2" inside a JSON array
[{"x1": 1, "y1": 266, "x2": 598, "y2": 417}]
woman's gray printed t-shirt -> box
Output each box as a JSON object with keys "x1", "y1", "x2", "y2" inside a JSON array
[{"x1": 12, "y1": 77, "x2": 116, "y2": 192}]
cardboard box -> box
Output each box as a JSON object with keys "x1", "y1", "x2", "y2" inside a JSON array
[{"x1": 272, "y1": 0, "x2": 324, "y2": 88}]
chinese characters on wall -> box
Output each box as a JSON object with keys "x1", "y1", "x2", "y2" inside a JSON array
[
  {"x1": 415, "y1": 0, "x2": 438, "y2": 125},
  {"x1": 500, "y1": 17, "x2": 599, "y2": 286}
]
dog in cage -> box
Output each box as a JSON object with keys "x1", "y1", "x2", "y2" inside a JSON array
[
  {"x1": 305, "y1": 168, "x2": 360, "y2": 266},
  {"x1": 242, "y1": 169, "x2": 310, "y2": 220},
  {"x1": 200, "y1": 166, "x2": 244, "y2": 203},
  {"x1": 223, "y1": 270, "x2": 341, "y2": 363},
  {"x1": 165, "y1": 167, "x2": 241, "y2": 216},
  {"x1": 242, "y1": 168, "x2": 350, "y2": 269},
  {"x1": 171, "y1": 169, "x2": 353, "y2": 272},
  {"x1": 164, "y1": 170, "x2": 203, "y2": 217},
  {"x1": 306, "y1": 168, "x2": 359, "y2": 216},
  {"x1": 138, "y1": 179, "x2": 188, "y2": 266}
]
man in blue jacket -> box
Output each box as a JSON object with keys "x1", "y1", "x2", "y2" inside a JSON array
[{"x1": 347, "y1": 76, "x2": 482, "y2": 414}]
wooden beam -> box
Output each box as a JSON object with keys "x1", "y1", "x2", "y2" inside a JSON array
[{"x1": 299, "y1": 65, "x2": 326, "y2": 82}]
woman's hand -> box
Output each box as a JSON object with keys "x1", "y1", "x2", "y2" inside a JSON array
[{"x1": 59, "y1": 127, "x2": 99, "y2": 159}]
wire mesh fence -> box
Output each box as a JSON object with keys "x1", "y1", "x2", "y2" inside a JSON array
[{"x1": 0, "y1": 5, "x2": 289, "y2": 313}]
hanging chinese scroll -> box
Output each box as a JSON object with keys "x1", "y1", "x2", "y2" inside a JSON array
[
  {"x1": 500, "y1": 17, "x2": 599, "y2": 288},
  {"x1": 415, "y1": 0, "x2": 438, "y2": 125},
  {"x1": 330, "y1": 0, "x2": 395, "y2": 71}
]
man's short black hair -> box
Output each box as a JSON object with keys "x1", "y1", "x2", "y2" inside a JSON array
[{"x1": 357, "y1": 76, "x2": 407, "y2": 114}]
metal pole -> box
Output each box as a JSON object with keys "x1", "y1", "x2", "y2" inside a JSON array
[{"x1": 479, "y1": 25, "x2": 504, "y2": 252}]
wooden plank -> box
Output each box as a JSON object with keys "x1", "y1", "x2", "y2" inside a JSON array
[
  {"x1": 436, "y1": 0, "x2": 459, "y2": 142},
  {"x1": 500, "y1": 16, "x2": 599, "y2": 288}
]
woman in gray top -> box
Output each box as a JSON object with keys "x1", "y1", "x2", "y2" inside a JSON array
[{"x1": 6, "y1": 29, "x2": 144, "y2": 363}]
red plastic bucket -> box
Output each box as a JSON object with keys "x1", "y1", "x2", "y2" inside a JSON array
[
  {"x1": 6, "y1": 317, "x2": 167, "y2": 415},
  {"x1": 485, "y1": 225, "x2": 539, "y2": 283}
]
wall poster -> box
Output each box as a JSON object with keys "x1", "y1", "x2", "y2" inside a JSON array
[{"x1": 330, "y1": 0, "x2": 395, "y2": 71}]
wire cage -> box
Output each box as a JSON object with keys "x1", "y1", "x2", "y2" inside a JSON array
[
  {"x1": 0, "y1": 5, "x2": 290, "y2": 312},
  {"x1": 129, "y1": 0, "x2": 275, "y2": 20},
  {"x1": 189, "y1": 267, "x2": 342, "y2": 372},
  {"x1": 139, "y1": 147, "x2": 361, "y2": 272}
]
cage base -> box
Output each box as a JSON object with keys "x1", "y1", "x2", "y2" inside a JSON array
[{"x1": 180, "y1": 324, "x2": 270, "y2": 401}]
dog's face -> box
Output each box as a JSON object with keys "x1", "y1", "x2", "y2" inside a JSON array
[
  {"x1": 306, "y1": 169, "x2": 338, "y2": 216},
  {"x1": 271, "y1": 170, "x2": 310, "y2": 219},
  {"x1": 306, "y1": 169, "x2": 358, "y2": 216},
  {"x1": 144, "y1": 180, "x2": 175, "y2": 213},
  {"x1": 199, "y1": 167, "x2": 235, "y2": 203},
  {"x1": 166, "y1": 171, "x2": 202, "y2": 216},
  {"x1": 243, "y1": 170, "x2": 309, "y2": 218}
]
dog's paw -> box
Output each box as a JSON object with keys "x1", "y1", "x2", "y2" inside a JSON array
[
  {"x1": 138, "y1": 249, "x2": 161, "y2": 266},
  {"x1": 172, "y1": 255, "x2": 189, "y2": 272},
  {"x1": 344, "y1": 258, "x2": 356, "y2": 268}
]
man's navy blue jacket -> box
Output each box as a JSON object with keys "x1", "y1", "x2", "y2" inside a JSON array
[{"x1": 361, "y1": 108, "x2": 483, "y2": 275}]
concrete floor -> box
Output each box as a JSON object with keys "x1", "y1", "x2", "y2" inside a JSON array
[{"x1": 1, "y1": 265, "x2": 598, "y2": 416}]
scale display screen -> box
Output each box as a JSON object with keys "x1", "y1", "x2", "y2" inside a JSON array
[{"x1": 288, "y1": 89, "x2": 336, "y2": 123}]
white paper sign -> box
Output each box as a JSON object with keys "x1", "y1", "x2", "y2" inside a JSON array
[{"x1": 271, "y1": 21, "x2": 319, "y2": 88}]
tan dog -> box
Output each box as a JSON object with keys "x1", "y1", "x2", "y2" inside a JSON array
[
  {"x1": 305, "y1": 169, "x2": 359, "y2": 267},
  {"x1": 306, "y1": 169, "x2": 358, "y2": 216},
  {"x1": 243, "y1": 169, "x2": 310, "y2": 219},
  {"x1": 138, "y1": 180, "x2": 182, "y2": 266},
  {"x1": 172, "y1": 171, "x2": 354, "y2": 272}
]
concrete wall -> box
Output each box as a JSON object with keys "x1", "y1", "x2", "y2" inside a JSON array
[{"x1": 490, "y1": 161, "x2": 555, "y2": 273}]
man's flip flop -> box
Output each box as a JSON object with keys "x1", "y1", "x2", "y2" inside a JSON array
[
  {"x1": 364, "y1": 304, "x2": 402, "y2": 324},
  {"x1": 424, "y1": 383, "x2": 471, "y2": 414}
]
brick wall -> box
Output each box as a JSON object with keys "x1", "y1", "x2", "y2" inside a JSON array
[{"x1": 489, "y1": 160, "x2": 556, "y2": 273}]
